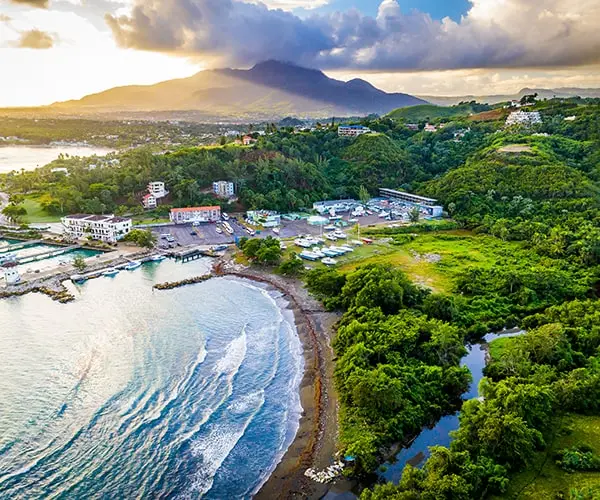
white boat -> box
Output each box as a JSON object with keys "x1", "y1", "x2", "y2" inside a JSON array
[
  {"x1": 378, "y1": 211, "x2": 390, "y2": 218},
  {"x1": 321, "y1": 257, "x2": 338, "y2": 266},
  {"x1": 151, "y1": 255, "x2": 166, "y2": 262},
  {"x1": 325, "y1": 234, "x2": 337, "y2": 241},
  {"x1": 272, "y1": 227, "x2": 280, "y2": 235},
  {"x1": 125, "y1": 260, "x2": 142, "y2": 271},
  {"x1": 294, "y1": 239, "x2": 312, "y2": 248},
  {"x1": 333, "y1": 231, "x2": 348, "y2": 239},
  {"x1": 339, "y1": 245, "x2": 354, "y2": 253},
  {"x1": 312, "y1": 247, "x2": 326, "y2": 258},
  {"x1": 103, "y1": 268, "x2": 119, "y2": 277},
  {"x1": 322, "y1": 249, "x2": 338, "y2": 257},
  {"x1": 222, "y1": 213, "x2": 230, "y2": 221},
  {"x1": 216, "y1": 226, "x2": 223, "y2": 234},
  {"x1": 0, "y1": 253, "x2": 17, "y2": 265}
]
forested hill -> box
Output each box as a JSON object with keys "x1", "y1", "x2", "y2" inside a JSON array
[{"x1": 49, "y1": 60, "x2": 426, "y2": 120}]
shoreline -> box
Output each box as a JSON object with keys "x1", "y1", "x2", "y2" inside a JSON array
[{"x1": 220, "y1": 267, "x2": 341, "y2": 499}]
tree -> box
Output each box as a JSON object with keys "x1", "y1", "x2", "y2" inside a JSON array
[
  {"x1": 358, "y1": 185, "x2": 370, "y2": 205},
  {"x1": 123, "y1": 229, "x2": 157, "y2": 249},
  {"x1": 2, "y1": 204, "x2": 27, "y2": 224},
  {"x1": 408, "y1": 207, "x2": 420, "y2": 223},
  {"x1": 278, "y1": 253, "x2": 304, "y2": 276},
  {"x1": 72, "y1": 255, "x2": 87, "y2": 273}
]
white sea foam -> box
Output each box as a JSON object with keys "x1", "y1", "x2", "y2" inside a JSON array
[{"x1": 184, "y1": 390, "x2": 266, "y2": 498}]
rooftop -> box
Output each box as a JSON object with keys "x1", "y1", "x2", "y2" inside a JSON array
[{"x1": 171, "y1": 206, "x2": 221, "y2": 213}]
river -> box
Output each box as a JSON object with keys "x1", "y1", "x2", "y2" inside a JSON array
[
  {"x1": 0, "y1": 258, "x2": 304, "y2": 498},
  {"x1": 0, "y1": 145, "x2": 115, "y2": 173},
  {"x1": 380, "y1": 330, "x2": 525, "y2": 483}
]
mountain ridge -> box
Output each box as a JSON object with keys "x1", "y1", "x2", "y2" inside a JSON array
[{"x1": 50, "y1": 60, "x2": 426, "y2": 121}]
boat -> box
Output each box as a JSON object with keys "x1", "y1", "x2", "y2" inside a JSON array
[
  {"x1": 151, "y1": 254, "x2": 166, "y2": 262},
  {"x1": 334, "y1": 231, "x2": 348, "y2": 239},
  {"x1": 350, "y1": 240, "x2": 364, "y2": 246},
  {"x1": 324, "y1": 225, "x2": 336, "y2": 231},
  {"x1": 312, "y1": 247, "x2": 326, "y2": 258},
  {"x1": 215, "y1": 226, "x2": 223, "y2": 234},
  {"x1": 294, "y1": 239, "x2": 312, "y2": 248},
  {"x1": 102, "y1": 268, "x2": 119, "y2": 277},
  {"x1": 299, "y1": 251, "x2": 320, "y2": 261},
  {"x1": 327, "y1": 247, "x2": 347, "y2": 256},
  {"x1": 70, "y1": 274, "x2": 87, "y2": 284},
  {"x1": 325, "y1": 234, "x2": 337, "y2": 242},
  {"x1": 339, "y1": 245, "x2": 354, "y2": 253},
  {"x1": 125, "y1": 260, "x2": 142, "y2": 271},
  {"x1": 272, "y1": 227, "x2": 280, "y2": 235},
  {"x1": 321, "y1": 257, "x2": 338, "y2": 266},
  {"x1": 0, "y1": 253, "x2": 17, "y2": 265},
  {"x1": 322, "y1": 249, "x2": 339, "y2": 257}
]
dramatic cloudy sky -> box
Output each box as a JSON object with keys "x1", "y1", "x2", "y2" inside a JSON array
[{"x1": 1, "y1": 0, "x2": 599, "y2": 106}]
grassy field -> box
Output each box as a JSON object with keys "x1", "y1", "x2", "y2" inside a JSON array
[
  {"x1": 336, "y1": 230, "x2": 523, "y2": 293},
  {"x1": 387, "y1": 103, "x2": 485, "y2": 122},
  {"x1": 495, "y1": 414, "x2": 600, "y2": 499},
  {"x1": 21, "y1": 196, "x2": 61, "y2": 224}
]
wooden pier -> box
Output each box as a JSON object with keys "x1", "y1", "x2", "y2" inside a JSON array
[{"x1": 169, "y1": 245, "x2": 225, "y2": 263}]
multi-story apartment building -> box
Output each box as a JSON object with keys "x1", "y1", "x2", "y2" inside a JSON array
[
  {"x1": 170, "y1": 206, "x2": 221, "y2": 224},
  {"x1": 62, "y1": 214, "x2": 132, "y2": 243}
]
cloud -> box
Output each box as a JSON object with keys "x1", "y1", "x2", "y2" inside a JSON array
[
  {"x1": 106, "y1": 0, "x2": 600, "y2": 71},
  {"x1": 14, "y1": 29, "x2": 56, "y2": 48},
  {"x1": 9, "y1": 0, "x2": 49, "y2": 8}
]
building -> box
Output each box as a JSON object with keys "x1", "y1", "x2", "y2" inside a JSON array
[
  {"x1": 505, "y1": 111, "x2": 542, "y2": 127},
  {"x1": 424, "y1": 123, "x2": 437, "y2": 133},
  {"x1": 2, "y1": 263, "x2": 20, "y2": 285},
  {"x1": 313, "y1": 199, "x2": 358, "y2": 214},
  {"x1": 213, "y1": 181, "x2": 235, "y2": 198},
  {"x1": 338, "y1": 125, "x2": 371, "y2": 137},
  {"x1": 148, "y1": 181, "x2": 168, "y2": 199},
  {"x1": 242, "y1": 135, "x2": 257, "y2": 146},
  {"x1": 170, "y1": 206, "x2": 221, "y2": 224},
  {"x1": 406, "y1": 123, "x2": 419, "y2": 131},
  {"x1": 247, "y1": 210, "x2": 281, "y2": 228},
  {"x1": 142, "y1": 193, "x2": 158, "y2": 209},
  {"x1": 62, "y1": 214, "x2": 132, "y2": 243},
  {"x1": 51, "y1": 167, "x2": 69, "y2": 175},
  {"x1": 379, "y1": 188, "x2": 444, "y2": 217}
]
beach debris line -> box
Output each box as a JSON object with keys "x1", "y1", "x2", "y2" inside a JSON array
[
  {"x1": 303, "y1": 461, "x2": 345, "y2": 483},
  {"x1": 153, "y1": 274, "x2": 213, "y2": 290}
]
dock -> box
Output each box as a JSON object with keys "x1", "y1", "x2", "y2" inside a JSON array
[
  {"x1": 17, "y1": 245, "x2": 81, "y2": 265},
  {"x1": 0, "y1": 240, "x2": 42, "y2": 254},
  {"x1": 168, "y1": 245, "x2": 226, "y2": 263}
]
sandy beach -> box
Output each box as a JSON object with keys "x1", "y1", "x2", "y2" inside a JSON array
[{"x1": 220, "y1": 266, "x2": 341, "y2": 499}]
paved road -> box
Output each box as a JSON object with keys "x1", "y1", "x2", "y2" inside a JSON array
[{"x1": 0, "y1": 192, "x2": 10, "y2": 226}]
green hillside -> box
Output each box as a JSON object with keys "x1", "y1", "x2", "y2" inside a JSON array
[{"x1": 388, "y1": 102, "x2": 492, "y2": 122}]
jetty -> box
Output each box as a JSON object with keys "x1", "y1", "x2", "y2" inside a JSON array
[
  {"x1": 0, "y1": 240, "x2": 42, "y2": 253},
  {"x1": 18, "y1": 245, "x2": 81, "y2": 265}
]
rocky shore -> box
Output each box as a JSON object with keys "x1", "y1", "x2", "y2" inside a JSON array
[{"x1": 152, "y1": 274, "x2": 213, "y2": 290}]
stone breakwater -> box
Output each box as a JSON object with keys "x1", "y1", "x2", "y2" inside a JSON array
[
  {"x1": 152, "y1": 274, "x2": 213, "y2": 290},
  {"x1": 0, "y1": 276, "x2": 74, "y2": 303}
]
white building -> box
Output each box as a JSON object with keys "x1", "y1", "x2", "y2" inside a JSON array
[
  {"x1": 170, "y1": 206, "x2": 221, "y2": 224},
  {"x1": 51, "y1": 167, "x2": 69, "y2": 175},
  {"x1": 338, "y1": 125, "x2": 371, "y2": 137},
  {"x1": 213, "y1": 181, "x2": 235, "y2": 198},
  {"x1": 2, "y1": 264, "x2": 20, "y2": 285},
  {"x1": 142, "y1": 193, "x2": 158, "y2": 209},
  {"x1": 148, "y1": 181, "x2": 168, "y2": 199},
  {"x1": 62, "y1": 214, "x2": 132, "y2": 243},
  {"x1": 505, "y1": 111, "x2": 542, "y2": 127},
  {"x1": 424, "y1": 123, "x2": 437, "y2": 133},
  {"x1": 379, "y1": 188, "x2": 444, "y2": 217}
]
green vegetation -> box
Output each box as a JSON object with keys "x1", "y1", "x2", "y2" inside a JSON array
[
  {"x1": 122, "y1": 229, "x2": 157, "y2": 249},
  {"x1": 239, "y1": 236, "x2": 283, "y2": 265},
  {"x1": 71, "y1": 254, "x2": 87, "y2": 273},
  {"x1": 387, "y1": 102, "x2": 493, "y2": 122}
]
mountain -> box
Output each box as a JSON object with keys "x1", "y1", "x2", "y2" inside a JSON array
[
  {"x1": 50, "y1": 60, "x2": 426, "y2": 121},
  {"x1": 419, "y1": 87, "x2": 600, "y2": 106}
]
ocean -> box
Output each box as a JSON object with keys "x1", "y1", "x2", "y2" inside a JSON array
[{"x1": 0, "y1": 258, "x2": 304, "y2": 498}]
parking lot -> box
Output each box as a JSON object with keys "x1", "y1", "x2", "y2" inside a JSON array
[{"x1": 150, "y1": 212, "x2": 399, "y2": 249}]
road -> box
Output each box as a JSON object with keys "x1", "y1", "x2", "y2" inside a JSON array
[{"x1": 0, "y1": 192, "x2": 9, "y2": 226}]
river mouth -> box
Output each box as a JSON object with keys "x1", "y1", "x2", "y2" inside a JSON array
[{"x1": 0, "y1": 259, "x2": 304, "y2": 499}]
